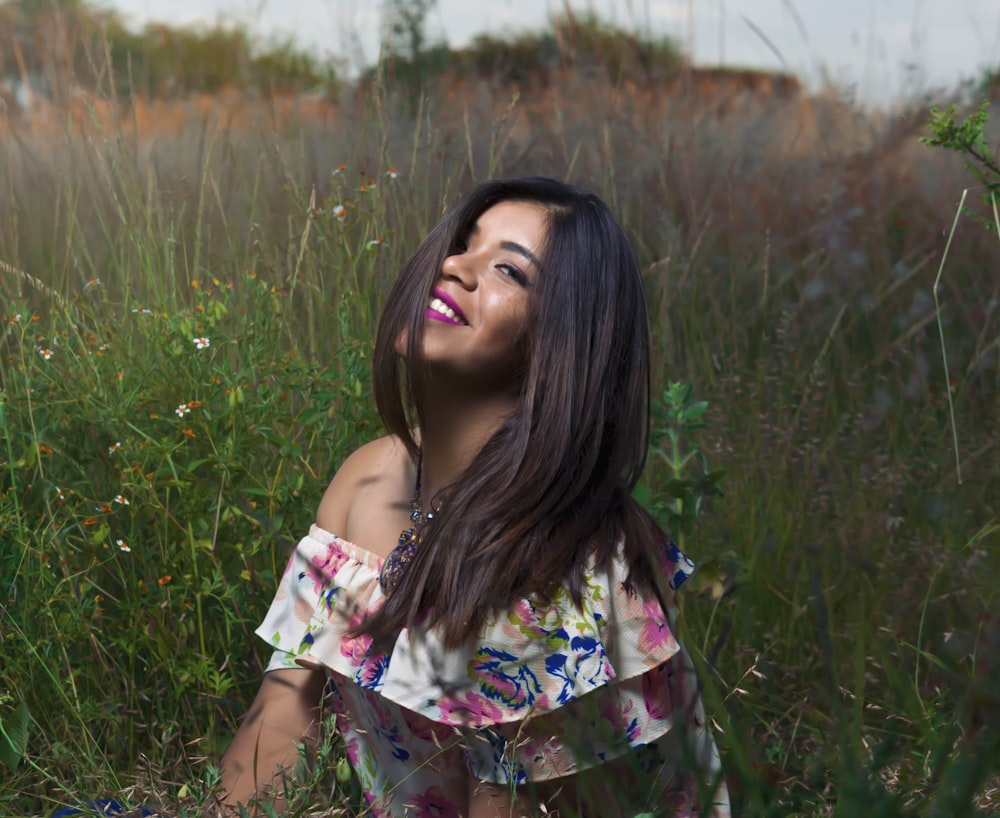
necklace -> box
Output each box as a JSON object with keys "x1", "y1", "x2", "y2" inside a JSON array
[{"x1": 379, "y1": 459, "x2": 438, "y2": 594}]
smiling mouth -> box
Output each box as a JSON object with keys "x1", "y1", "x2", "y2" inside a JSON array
[{"x1": 427, "y1": 290, "x2": 468, "y2": 326}]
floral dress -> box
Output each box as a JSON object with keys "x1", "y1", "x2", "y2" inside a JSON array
[{"x1": 257, "y1": 525, "x2": 731, "y2": 817}]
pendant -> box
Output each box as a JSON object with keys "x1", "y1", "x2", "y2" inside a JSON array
[
  {"x1": 379, "y1": 526, "x2": 421, "y2": 593},
  {"x1": 378, "y1": 473, "x2": 438, "y2": 595}
]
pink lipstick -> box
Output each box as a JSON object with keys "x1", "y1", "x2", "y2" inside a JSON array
[{"x1": 427, "y1": 288, "x2": 468, "y2": 326}]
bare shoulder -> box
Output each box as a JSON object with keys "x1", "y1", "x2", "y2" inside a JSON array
[{"x1": 314, "y1": 435, "x2": 413, "y2": 542}]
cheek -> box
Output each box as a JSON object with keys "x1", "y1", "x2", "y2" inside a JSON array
[
  {"x1": 493, "y1": 293, "x2": 530, "y2": 335},
  {"x1": 505, "y1": 307, "x2": 531, "y2": 347},
  {"x1": 498, "y1": 313, "x2": 531, "y2": 365}
]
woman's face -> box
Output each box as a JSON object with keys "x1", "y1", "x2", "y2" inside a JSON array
[{"x1": 408, "y1": 199, "x2": 548, "y2": 389}]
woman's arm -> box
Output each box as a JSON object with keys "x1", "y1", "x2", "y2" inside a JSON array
[
  {"x1": 467, "y1": 777, "x2": 566, "y2": 818},
  {"x1": 208, "y1": 667, "x2": 328, "y2": 817},
  {"x1": 467, "y1": 771, "x2": 602, "y2": 818},
  {"x1": 468, "y1": 778, "x2": 517, "y2": 818}
]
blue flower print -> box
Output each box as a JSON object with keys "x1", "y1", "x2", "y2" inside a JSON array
[
  {"x1": 545, "y1": 635, "x2": 610, "y2": 703},
  {"x1": 666, "y1": 540, "x2": 696, "y2": 589},
  {"x1": 472, "y1": 646, "x2": 542, "y2": 711}
]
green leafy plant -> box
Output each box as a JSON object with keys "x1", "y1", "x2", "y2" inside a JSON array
[
  {"x1": 0, "y1": 695, "x2": 29, "y2": 773},
  {"x1": 921, "y1": 101, "x2": 1000, "y2": 231},
  {"x1": 635, "y1": 383, "x2": 739, "y2": 602},
  {"x1": 650, "y1": 382, "x2": 726, "y2": 545}
]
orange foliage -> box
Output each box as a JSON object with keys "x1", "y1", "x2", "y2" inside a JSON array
[
  {"x1": 0, "y1": 84, "x2": 339, "y2": 138},
  {"x1": 0, "y1": 64, "x2": 807, "y2": 140},
  {"x1": 672, "y1": 66, "x2": 802, "y2": 99}
]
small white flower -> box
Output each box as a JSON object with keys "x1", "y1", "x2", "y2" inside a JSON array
[
  {"x1": 116, "y1": 539, "x2": 131, "y2": 552},
  {"x1": 113, "y1": 495, "x2": 130, "y2": 506},
  {"x1": 193, "y1": 337, "x2": 210, "y2": 350},
  {"x1": 368, "y1": 238, "x2": 387, "y2": 248},
  {"x1": 131, "y1": 308, "x2": 152, "y2": 315},
  {"x1": 332, "y1": 204, "x2": 346, "y2": 223},
  {"x1": 175, "y1": 404, "x2": 190, "y2": 417},
  {"x1": 386, "y1": 167, "x2": 399, "y2": 179},
  {"x1": 38, "y1": 348, "x2": 54, "y2": 360},
  {"x1": 108, "y1": 442, "x2": 121, "y2": 455}
]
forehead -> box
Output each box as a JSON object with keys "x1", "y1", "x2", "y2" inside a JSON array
[{"x1": 468, "y1": 200, "x2": 549, "y2": 246}]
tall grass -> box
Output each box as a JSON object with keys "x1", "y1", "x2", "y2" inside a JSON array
[{"x1": 1, "y1": 61, "x2": 998, "y2": 816}]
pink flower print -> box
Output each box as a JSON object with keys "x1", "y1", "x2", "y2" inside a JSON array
[
  {"x1": 402, "y1": 704, "x2": 450, "y2": 743},
  {"x1": 363, "y1": 797, "x2": 389, "y2": 818},
  {"x1": 411, "y1": 785, "x2": 461, "y2": 818},
  {"x1": 310, "y1": 542, "x2": 350, "y2": 594},
  {"x1": 339, "y1": 609, "x2": 371, "y2": 659},
  {"x1": 642, "y1": 664, "x2": 680, "y2": 722},
  {"x1": 500, "y1": 597, "x2": 557, "y2": 643},
  {"x1": 339, "y1": 629, "x2": 373, "y2": 665},
  {"x1": 501, "y1": 598, "x2": 545, "y2": 639},
  {"x1": 343, "y1": 734, "x2": 361, "y2": 767},
  {"x1": 355, "y1": 652, "x2": 389, "y2": 689},
  {"x1": 638, "y1": 598, "x2": 677, "y2": 656},
  {"x1": 595, "y1": 689, "x2": 641, "y2": 745},
  {"x1": 438, "y1": 691, "x2": 506, "y2": 726},
  {"x1": 509, "y1": 598, "x2": 536, "y2": 627},
  {"x1": 338, "y1": 611, "x2": 389, "y2": 690}
]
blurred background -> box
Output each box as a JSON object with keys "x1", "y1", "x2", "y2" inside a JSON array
[{"x1": 96, "y1": 0, "x2": 1000, "y2": 106}]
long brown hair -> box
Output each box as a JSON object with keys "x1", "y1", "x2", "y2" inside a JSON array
[{"x1": 362, "y1": 177, "x2": 666, "y2": 648}]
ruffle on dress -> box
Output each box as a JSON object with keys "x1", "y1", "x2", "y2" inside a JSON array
[{"x1": 256, "y1": 525, "x2": 715, "y2": 784}]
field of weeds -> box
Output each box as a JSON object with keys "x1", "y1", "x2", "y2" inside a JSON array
[{"x1": 1, "y1": 61, "x2": 999, "y2": 816}]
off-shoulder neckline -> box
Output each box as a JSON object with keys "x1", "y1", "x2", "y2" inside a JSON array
[{"x1": 309, "y1": 523, "x2": 386, "y2": 570}]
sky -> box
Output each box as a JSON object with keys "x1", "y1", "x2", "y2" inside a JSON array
[{"x1": 97, "y1": 0, "x2": 1000, "y2": 106}]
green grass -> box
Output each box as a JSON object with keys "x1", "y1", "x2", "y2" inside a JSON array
[{"x1": 1, "y1": 63, "x2": 998, "y2": 817}]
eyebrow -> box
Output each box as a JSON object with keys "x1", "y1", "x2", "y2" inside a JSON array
[
  {"x1": 500, "y1": 240, "x2": 542, "y2": 271},
  {"x1": 466, "y1": 224, "x2": 542, "y2": 270}
]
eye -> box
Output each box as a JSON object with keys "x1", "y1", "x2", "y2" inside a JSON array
[
  {"x1": 452, "y1": 236, "x2": 469, "y2": 254},
  {"x1": 497, "y1": 263, "x2": 529, "y2": 287}
]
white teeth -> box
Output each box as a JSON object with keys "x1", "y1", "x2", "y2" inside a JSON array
[{"x1": 429, "y1": 297, "x2": 464, "y2": 323}]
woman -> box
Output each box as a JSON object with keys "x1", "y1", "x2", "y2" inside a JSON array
[{"x1": 213, "y1": 177, "x2": 730, "y2": 817}]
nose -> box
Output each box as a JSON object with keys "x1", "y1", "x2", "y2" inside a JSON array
[{"x1": 441, "y1": 252, "x2": 477, "y2": 289}]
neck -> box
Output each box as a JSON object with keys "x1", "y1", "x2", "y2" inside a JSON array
[{"x1": 414, "y1": 377, "x2": 519, "y2": 503}]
